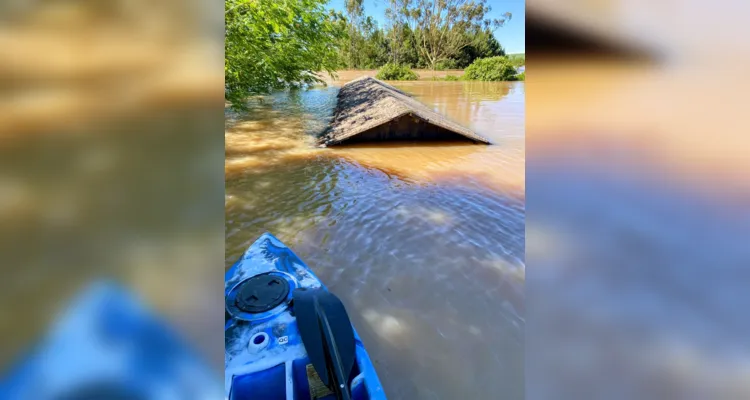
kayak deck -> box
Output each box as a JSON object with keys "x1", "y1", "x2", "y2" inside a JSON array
[{"x1": 225, "y1": 233, "x2": 386, "y2": 400}]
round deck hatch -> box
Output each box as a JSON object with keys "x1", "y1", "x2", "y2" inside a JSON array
[{"x1": 234, "y1": 273, "x2": 291, "y2": 314}]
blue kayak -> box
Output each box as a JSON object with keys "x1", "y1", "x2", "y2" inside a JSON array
[
  {"x1": 1, "y1": 282, "x2": 222, "y2": 400},
  {"x1": 225, "y1": 233, "x2": 386, "y2": 400}
]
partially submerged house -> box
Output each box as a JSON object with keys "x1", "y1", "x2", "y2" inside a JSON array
[{"x1": 317, "y1": 77, "x2": 490, "y2": 147}]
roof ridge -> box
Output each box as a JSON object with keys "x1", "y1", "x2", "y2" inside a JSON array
[{"x1": 319, "y1": 78, "x2": 490, "y2": 146}]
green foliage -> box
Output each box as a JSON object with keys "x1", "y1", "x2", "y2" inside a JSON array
[
  {"x1": 339, "y1": 16, "x2": 390, "y2": 69},
  {"x1": 225, "y1": 0, "x2": 345, "y2": 109},
  {"x1": 515, "y1": 72, "x2": 525, "y2": 81},
  {"x1": 375, "y1": 63, "x2": 419, "y2": 80},
  {"x1": 394, "y1": 24, "x2": 421, "y2": 67},
  {"x1": 390, "y1": 0, "x2": 511, "y2": 70},
  {"x1": 337, "y1": 0, "x2": 512, "y2": 71},
  {"x1": 454, "y1": 29, "x2": 506, "y2": 68},
  {"x1": 463, "y1": 56, "x2": 518, "y2": 81},
  {"x1": 434, "y1": 59, "x2": 459, "y2": 70},
  {"x1": 337, "y1": 23, "x2": 508, "y2": 70},
  {"x1": 507, "y1": 54, "x2": 525, "y2": 68}
]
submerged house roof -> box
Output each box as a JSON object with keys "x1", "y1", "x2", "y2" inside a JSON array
[{"x1": 317, "y1": 77, "x2": 490, "y2": 147}]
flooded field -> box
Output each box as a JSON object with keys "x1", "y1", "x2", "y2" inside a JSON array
[{"x1": 225, "y1": 74, "x2": 525, "y2": 399}]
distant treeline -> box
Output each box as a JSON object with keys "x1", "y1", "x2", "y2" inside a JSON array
[
  {"x1": 338, "y1": 0, "x2": 513, "y2": 70},
  {"x1": 339, "y1": 17, "x2": 504, "y2": 70}
]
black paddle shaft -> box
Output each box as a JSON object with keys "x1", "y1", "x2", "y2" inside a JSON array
[{"x1": 293, "y1": 288, "x2": 356, "y2": 400}]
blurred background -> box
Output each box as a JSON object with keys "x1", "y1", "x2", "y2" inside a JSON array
[
  {"x1": 526, "y1": 0, "x2": 750, "y2": 399},
  {"x1": 0, "y1": 0, "x2": 225, "y2": 394}
]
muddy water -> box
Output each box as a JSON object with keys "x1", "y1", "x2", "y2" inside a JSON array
[{"x1": 225, "y1": 77, "x2": 525, "y2": 399}]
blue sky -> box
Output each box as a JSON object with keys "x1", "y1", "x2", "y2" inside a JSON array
[{"x1": 328, "y1": 0, "x2": 525, "y2": 54}]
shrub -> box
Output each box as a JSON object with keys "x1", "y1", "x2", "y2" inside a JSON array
[
  {"x1": 515, "y1": 72, "x2": 525, "y2": 81},
  {"x1": 463, "y1": 56, "x2": 518, "y2": 81},
  {"x1": 376, "y1": 63, "x2": 419, "y2": 80},
  {"x1": 507, "y1": 54, "x2": 525, "y2": 68},
  {"x1": 435, "y1": 59, "x2": 459, "y2": 70}
]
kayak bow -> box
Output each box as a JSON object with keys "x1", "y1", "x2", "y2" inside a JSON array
[{"x1": 225, "y1": 233, "x2": 386, "y2": 400}]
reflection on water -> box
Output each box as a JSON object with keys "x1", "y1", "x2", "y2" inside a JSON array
[
  {"x1": 225, "y1": 77, "x2": 525, "y2": 399},
  {"x1": 333, "y1": 81, "x2": 524, "y2": 196}
]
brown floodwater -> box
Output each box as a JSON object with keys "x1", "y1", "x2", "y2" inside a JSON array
[
  {"x1": 524, "y1": 60, "x2": 750, "y2": 398},
  {"x1": 225, "y1": 75, "x2": 525, "y2": 399}
]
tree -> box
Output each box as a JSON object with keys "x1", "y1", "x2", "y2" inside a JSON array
[
  {"x1": 344, "y1": 0, "x2": 365, "y2": 65},
  {"x1": 455, "y1": 28, "x2": 505, "y2": 68},
  {"x1": 360, "y1": 17, "x2": 390, "y2": 68},
  {"x1": 225, "y1": 0, "x2": 345, "y2": 109},
  {"x1": 398, "y1": 24, "x2": 421, "y2": 67},
  {"x1": 385, "y1": 0, "x2": 410, "y2": 64},
  {"x1": 392, "y1": 0, "x2": 511, "y2": 70}
]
